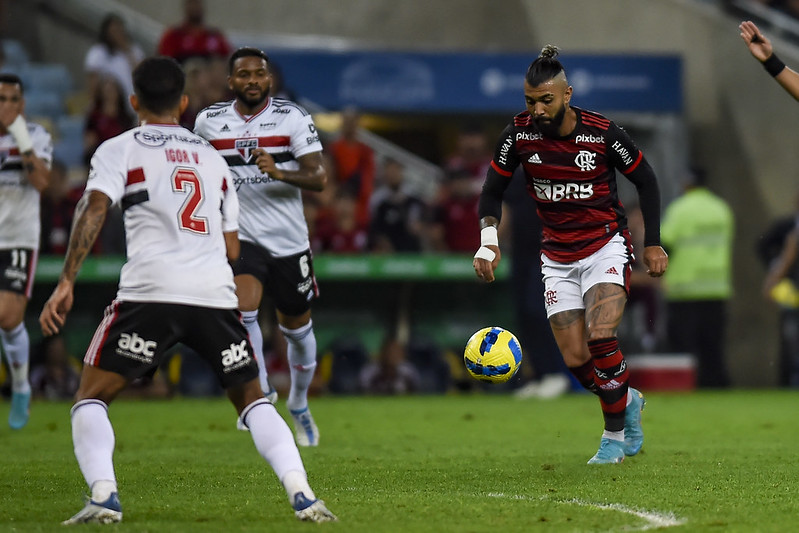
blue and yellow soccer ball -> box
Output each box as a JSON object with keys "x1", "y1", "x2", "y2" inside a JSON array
[{"x1": 463, "y1": 326, "x2": 523, "y2": 383}]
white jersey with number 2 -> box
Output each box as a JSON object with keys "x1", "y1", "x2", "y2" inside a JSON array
[
  {"x1": 86, "y1": 123, "x2": 239, "y2": 308},
  {"x1": 194, "y1": 97, "x2": 322, "y2": 257}
]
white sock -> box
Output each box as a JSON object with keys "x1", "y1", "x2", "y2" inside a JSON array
[
  {"x1": 602, "y1": 429, "x2": 624, "y2": 442},
  {"x1": 242, "y1": 310, "x2": 269, "y2": 393},
  {"x1": 282, "y1": 470, "x2": 315, "y2": 504},
  {"x1": 71, "y1": 400, "x2": 117, "y2": 497},
  {"x1": 279, "y1": 321, "x2": 316, "y2": 411},
  {"x1": 240, "y1": 399, "x2": 306, "y2": 483},
  {"x1": 0, "y1": 322, "x2": 31, "y2": 394}
]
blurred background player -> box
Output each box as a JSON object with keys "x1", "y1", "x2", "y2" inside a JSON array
[
  {"x1": 38, "y1": 57, "x2": 335, "y2": 524},
  {"x1": 0, "y1": 73, "x2": 52, "y2": 429},
  {"x1": 473, "y1": 46, "x2": 668, "y2": 464},
  {"x1": 660, "y1": 166, "x2": 734, "y2": 388},
  {"x1": 194, "y1": 47, "x2": 327, "y2": 447}
]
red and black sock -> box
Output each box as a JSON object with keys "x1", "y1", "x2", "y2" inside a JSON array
[
  {"x1": 588, "y1": 337, "x2": 629, "y2": 433},
  {"x1": 568, "y1": 359, "x2": 599, "y2": 394}
]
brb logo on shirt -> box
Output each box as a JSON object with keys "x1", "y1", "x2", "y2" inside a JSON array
[
  {"x1": 533, "y1": 180, "x2": 593, "y2": 202},
  {"x1": 235, "y1": 138, "x2": 259, "y2": 163}
]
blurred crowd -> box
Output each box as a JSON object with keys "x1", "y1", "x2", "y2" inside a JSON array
[{"x1": 5, "y1": 0, "x2": 799, "y2": 401}]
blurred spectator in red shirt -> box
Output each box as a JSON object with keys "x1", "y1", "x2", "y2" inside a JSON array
[
  {"x1": 39, "y1": 160, "x2": 84, "y2": 255},
  {"x1": 83, "y1": 75, "x2": 135, "y2": 165},
  {"x1": 443, "y1": 124, "x2": 491, "y2": 194},
  {"x1": 316, "y1": 191, "x2": 368, "y2": 253},
  {"x1": 330, "y1": 107, "x2": 375, "y2": 228},
  {"x1": 429, "y1": 169, "x2": 481, "y2": 252},
  {"x1": 157, "y1": 0, "x2": 232, "y2": 64}
]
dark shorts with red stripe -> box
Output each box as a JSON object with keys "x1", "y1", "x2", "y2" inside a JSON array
[
  {"x1": 84, "y1": 300, "x2": 258, "y2": 389},
  {"x1": 0, "y1": 248, "x2": 37, "y2": 298},
  {"x1": 233, "y1": 241, "x2": 319, "y2": 316}
]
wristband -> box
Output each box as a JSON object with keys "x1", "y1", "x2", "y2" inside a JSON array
[
  {"x1": 480, "y1": 226, "x2": 499, "y2": 247},
  {"x1": 6, "y1": 115, "x2": 33, "y2": 154},
  {"x1": 474, "y1": 246, "x2": 496, "y2": 262},
  {"x1": 763, "y1": 53, "x2": 786, "y2": 77}
]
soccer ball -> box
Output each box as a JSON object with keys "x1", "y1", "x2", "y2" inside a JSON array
[{"x1": 463, "y1": 326, "x2": 523, "y2": 383}]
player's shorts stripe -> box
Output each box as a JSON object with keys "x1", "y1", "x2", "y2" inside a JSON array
[
  {"x1": 122, "y1": 190, "x2": 149, "y2": 211},
  {"x1": 23, "y1": 248, "x2": 37, "y2": 298},
  {"x1": 85, "y1": 300, "x2": 120, "y2": 367},
  {"x1": 223, "y1": 151, "x2": 295, "y2": 167},
  {"x1": 127, "y1": 167, "x2": 146, "y2": 185},
  {"x1": 209, "y1": 136, "x2": 291, "y2": 150},
  {"x1": 490, "y1": 160, "x2": 513, "y2": 177}
]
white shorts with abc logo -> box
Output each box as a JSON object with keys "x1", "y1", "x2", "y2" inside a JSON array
[{"x1": 540, "y1": 233, "x2": 632, "y2": 319}]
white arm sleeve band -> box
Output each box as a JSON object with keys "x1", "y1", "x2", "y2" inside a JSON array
[
  {"x1": 474, "y1": 246, "x2": 496, "y2": 262},
  {"x1": 7, "y1": 115, "x2": 34, "y2": 154},
  {"x1": 480, "y1": 226, "x2": 499, "y2": 247}
]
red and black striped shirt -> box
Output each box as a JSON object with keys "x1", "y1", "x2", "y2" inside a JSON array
[{"x1": 490, "y1": 107, "x2": 645, "y2": 263}]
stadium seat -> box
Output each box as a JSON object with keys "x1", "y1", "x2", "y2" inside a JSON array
[
  {"x1": 1, "y1": 39, "x2": 30, "y2": 71},
  {"x1": 57, "y1": 115, "x2": 85, "y2": 141},
  {"x1": 407, "y1": 337, "x2": 451, "y2": 393},
  {"x1": 19, "y1": 63, "x2": 73, "y2": 97},
  {"x1": 326, "y1": 337, "x2": 369, "y2": 394},
  {"x1": 23, "y1": 91, "x2": 65, "y2": 120},
  {"x1": 53, "y1": 137, "x2": 85, "y2": 168}
]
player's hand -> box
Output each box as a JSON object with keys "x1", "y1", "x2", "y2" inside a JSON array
[
  {"x1": 473, "y1": 245, "x2": 501, "y2": 283},
  {"x1": 253, "y1": 148, "x2": 280, "y2": 179},
  {"x1": 643, "y1": 245, "x2": 668, "y2": 278},
  {"x1": 740, "y1": 20, "x2": 773, "y2": 62},
  {"x1": 39, "y1": 281, "x2": 75, "y2": 336}
]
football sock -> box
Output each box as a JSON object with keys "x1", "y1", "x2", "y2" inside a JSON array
[
  {"x1": 588, "y1": 337, "x2": 629, "y2": 433},
  {"x1": 280, "y1": 321, "x2": 317, "y2": 412},
  {"x1": 240, "y1": 398, "x2": 306, "y2": 482},
  {"x1": 71, "y1": 400, "x2": 117, "y2": 496},
  {"x1": 282, "y1": 470, "x2": 316, "y2": 504},
  {"x1": 0, "y1": 322, "x2": 31, "y2": 394},
  {"x1": 242, "y1": 310, "x2": 269, "y2": 393},
  {"x1": 602, "y1": 430, "x2": 624, "y2": 442},
  {"x1": 568, "y1": 359, "x2": 599, "y2": 394}
]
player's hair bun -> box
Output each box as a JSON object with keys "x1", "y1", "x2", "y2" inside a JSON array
[{"x1": 540, "y1": 45, "x2": 560, "y2": 59}]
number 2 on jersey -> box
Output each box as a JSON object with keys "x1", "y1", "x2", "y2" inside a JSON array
[{"x1": 171, "y1": 168, "x2": 208, "y2": 234}]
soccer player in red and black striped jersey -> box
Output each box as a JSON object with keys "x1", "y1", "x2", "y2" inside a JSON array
[{"x1": 473, "y1": 45, "x2": 668, "y2": 464}]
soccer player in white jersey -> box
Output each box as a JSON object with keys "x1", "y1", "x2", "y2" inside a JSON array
[
  {"x1": 194, "y1": 47, "x2": 326, "y2": 447},
  {"x1": 0, "y1": 73, "x2": 52, "y2": 430},
  {"x1": 39, "y1": 57, "x2": 336, "y2": 525}
]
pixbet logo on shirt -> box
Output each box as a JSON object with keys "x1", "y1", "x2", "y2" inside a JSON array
[{"x1": 533, "y1": 180, "x2": 593, "y2": 202}]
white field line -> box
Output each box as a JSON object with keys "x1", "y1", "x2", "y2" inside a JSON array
[{"x1": 486, "y1": 492, "x2": 686, "y2": 530}]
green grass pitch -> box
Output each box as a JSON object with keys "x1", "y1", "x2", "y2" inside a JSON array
[{"x1": 1, "y1": 391, "x2": 797, "y2": 532}]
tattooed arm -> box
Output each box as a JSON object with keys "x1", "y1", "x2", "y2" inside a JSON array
[{"x1": 40, "y1": 190, "x2": 111, "y2": 335}]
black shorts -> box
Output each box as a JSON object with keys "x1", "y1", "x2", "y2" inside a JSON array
[
  {"x1": 84, "y1": 300, "x2": 259, "y2": 389},
  {"x1": 234, "y1": 241, "x2": 319, "y2": 316},
  {"x1": 0, "y1": 248, "x2": 37, "y2": 297}
]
